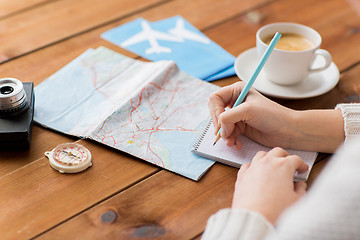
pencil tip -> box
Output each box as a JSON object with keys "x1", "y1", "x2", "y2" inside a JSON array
[{"x1": 213, "y1": 133, "x2": 221, "y2": 146}]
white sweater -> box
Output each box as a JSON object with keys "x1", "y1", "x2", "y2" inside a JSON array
[{"x1": 202, "y1": 104, "x2": 360, "y2": 240}]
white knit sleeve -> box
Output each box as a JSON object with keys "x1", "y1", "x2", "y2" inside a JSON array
[
  {"x1": 265, "y1": 137, "x2": 360, "y2": 240},
  {"x1": 335, "y1": 103, "x2": 360, "y2": 142},
  {"x1": 201, "y1": 208, "x2": 275, "y2": 240}
]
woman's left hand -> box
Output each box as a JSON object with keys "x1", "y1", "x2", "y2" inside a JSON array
[{"x1": 231, "y1": 147, "x2": 309, "y2": 224}]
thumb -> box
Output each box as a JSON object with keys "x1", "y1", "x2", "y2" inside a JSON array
[{"x1": 218, "y1": 103, "x2": 252, "y2": 137}]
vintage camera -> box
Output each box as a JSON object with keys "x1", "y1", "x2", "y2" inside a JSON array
[{"x1": 0, "y1": 78, "x2": 35, "y2": 151}]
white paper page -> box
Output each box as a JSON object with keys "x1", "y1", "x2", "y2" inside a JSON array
[{"x1": 192, "y1": 120, "x2": 318, "y2": 180}]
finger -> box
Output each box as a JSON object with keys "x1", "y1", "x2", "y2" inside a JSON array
[
  {"x1": 217, "y1": 82, "x2": 245, "y2": 107},
  {"x1": 208, "y1": 84, "x2": 238, "y2": 122},
  {"x1": 230, "y1": 124, "x2": 244, "y2": 150},
  {"x1": 213, "y1": 120, "x2": 221, "y2": 136},
  {"x1": 286, "y1": 154, "x2": 309, "y2": 173},
  {"x1": 208, "y1": 102, "x2": 223, "y2": 134},
  {"x1": 267, "y1": 147, "x2": 290, "y2": 158},
  {"x1": 252, "y1": 150, "x2": 267, "y2": 161},
  {"x1": 219, "y1": 112, "x2": 236, "y2": 138},
  {"x1": 232, "y1": 122, "x2": 243, "y2": 135},
  {"x1": 216, "y1": 85, "x2": 263, "y2": 127},
  {"x1": 218, "y1": 103, "x2": 258, "y2": 139},
  {"x1": 208, "y1": 95, "x2": 225, "y2": 133},
  {"x1": 227, "y1": 126, "x2": 243, "y2": 150},
  {"x1": 294, "y1": 181, "x2": 307, "y2": 196},
  {"x1": 218, "y1": 120, "x2": 242, "y2": 142},
  {"x1": 226, "y1": 136, "x2": 236, "y2": 147},
  {"x1": 208, "y1": 82, "x2": 247, "y2": 123},
  {"x1": 237, "y1": 163, "x2": 250, "y2": 179},
  {"x1": 234, "y1": 138, "x2": 243, "y2": 150},
  {"x1": 297, "y1": 162, "x2": 309, "y2": 173},
  {"x1": 218, "y1": 103, "x2": 251, "y2": 126}
]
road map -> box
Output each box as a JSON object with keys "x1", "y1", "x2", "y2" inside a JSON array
[{"x1": 35, "y1": 47, "x2": 219, "y2": 180}]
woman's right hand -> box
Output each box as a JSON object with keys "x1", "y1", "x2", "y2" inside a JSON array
[
  {"x1": 208, "y1": 81, "x2": 344, "y2": 152},
  {"x1": 208, "y1": 81, "x2": 297, "y2": 150}
]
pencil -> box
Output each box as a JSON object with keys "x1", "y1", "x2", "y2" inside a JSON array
[{"x1": 213, "y1": 32, "x2": 281, "y2": 146}]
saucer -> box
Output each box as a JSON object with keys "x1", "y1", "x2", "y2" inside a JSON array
[{"x1": 234, "y1": 48, "x2": 340, "y2": 99}]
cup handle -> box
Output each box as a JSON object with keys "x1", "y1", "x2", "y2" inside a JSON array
[{"x1": 309, "y1": 49, "x2": 332, "y2": 73}]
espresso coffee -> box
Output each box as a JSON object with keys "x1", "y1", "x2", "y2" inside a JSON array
[{"x1": 263, "y1": 33, "x2": 314, "y2": 51}]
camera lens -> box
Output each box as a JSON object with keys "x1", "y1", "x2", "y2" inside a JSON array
[
  {"x1": 0, "y1": 86, "x2": 14, "y2": 95},
  {"x1": 0, "y1": 78, "x2": 27, "y2": 114}
]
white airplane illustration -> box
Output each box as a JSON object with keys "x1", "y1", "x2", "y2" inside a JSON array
[
  {"x1": 121, "y1": 20, "x2": 183, "y2": 55},
  {"x1": 168, "y1": 18, "x2": 211, "y2": 44}
]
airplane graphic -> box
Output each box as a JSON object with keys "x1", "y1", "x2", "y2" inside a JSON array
[
  {"x1": 121, "y1": 20, "x2": 183, "y2": 55},
  {"x1": 120, "y1": 19, "x2": 211, "y2": 55},
  {"x1": 168, "y1": 18, "x2": 211, "y2": 44}
]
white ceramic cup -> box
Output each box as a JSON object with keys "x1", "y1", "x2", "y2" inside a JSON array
[{"x1": 256, "y1": 22, "x2": 332, "y2": 85}]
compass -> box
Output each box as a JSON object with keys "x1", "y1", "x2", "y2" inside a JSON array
[{"x1": 45, "y1": 143, "x2": 92, "y2": 173}]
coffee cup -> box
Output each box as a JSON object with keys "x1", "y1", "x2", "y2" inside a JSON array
[{"x1": 256, "y1": 22, "x2": 332, "y2": 85}]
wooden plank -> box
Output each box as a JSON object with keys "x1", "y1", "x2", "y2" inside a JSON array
[
  {"x1": 0, "y1": 0, "x2": 274, "y2": 186},
  {"x1": 205, "y1": 0, "x2": 360, "y2": 72},
  {"x1": 336, "y1": 63, "x2": 360, "y2": 103},
  {"x1": 317, "y1": 13, "x2": 360, "y2": 72},
  {"x1": 35, "y1": 164, "x2": 237, "y2": 239},
  {"x1": 0, "y1": 0, "x2": 273, "y2": 174},
  {"x1": 2, "y1": 0, "x2": 354, "y2": 93},
  {"x1": 0, "y1": 0, "x2": 271, "y2": 63},
  {"x1": 0, "y1": 0, "x2": 166, "y2": 63},
  {"x1": 34, "y1": 154, "x2": 335, "y2": 239},
  {"x1": 0, "y1": 1, "x2": 274, "y2": 238},
  {"x1": 1, "y1": 0, "x2": 357, "y2": 239},
  {"x1": 0, "y1": 0, "x2": 53, "y2": 18},
  {"x1": 284, "y1": 64, "x2": 360, "y2": 111},
  {"x1": 0, "y1": 140, "x2": 159, "y2": 240},
  {"x1": 0, "y1": 0, "x2": 355, "y2": 87},
  {"x1": 0, "y1": 0, "x2": 272, "y2": 83},
  {"x1": 30, "y1": 0, "x2": 360, "y2": 238},
  {"x1": 132, "y1": 0, "x2": 270, "y2": 26},
  {"x1": 0, "y1": 125, "x2": 75, "y2": 177}
]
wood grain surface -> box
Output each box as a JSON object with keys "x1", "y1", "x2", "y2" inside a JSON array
[{"x1": 0, "y1": 0, "x2": 359, "y2": 239}]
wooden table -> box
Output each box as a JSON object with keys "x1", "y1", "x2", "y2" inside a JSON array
[{"x1": 0, "y1": 0, "x2": 359, "y2": 239}]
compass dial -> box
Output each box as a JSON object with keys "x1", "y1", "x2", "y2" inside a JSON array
[{"x1": 45, "y1": 143, "x2": 92, "y2": 173}]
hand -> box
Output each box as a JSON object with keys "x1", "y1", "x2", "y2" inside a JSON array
[
  {"x1": 209, "y1": 81, "x2": 296, "y2": 149},
  {"x1": 208, "y1": 81, "x2": 344, "y2": 153},
  {"x1": 231, "y1": 147, "x2": 308, "y2": 224}
]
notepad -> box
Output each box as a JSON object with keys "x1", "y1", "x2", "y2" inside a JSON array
[{"x1": 191, "y1": 119, "x2": 318, "y2": 181}]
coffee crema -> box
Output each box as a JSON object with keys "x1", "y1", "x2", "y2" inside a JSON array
[{"x1": 263, "y1": 33, "x2": 315, "y2": 51}]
